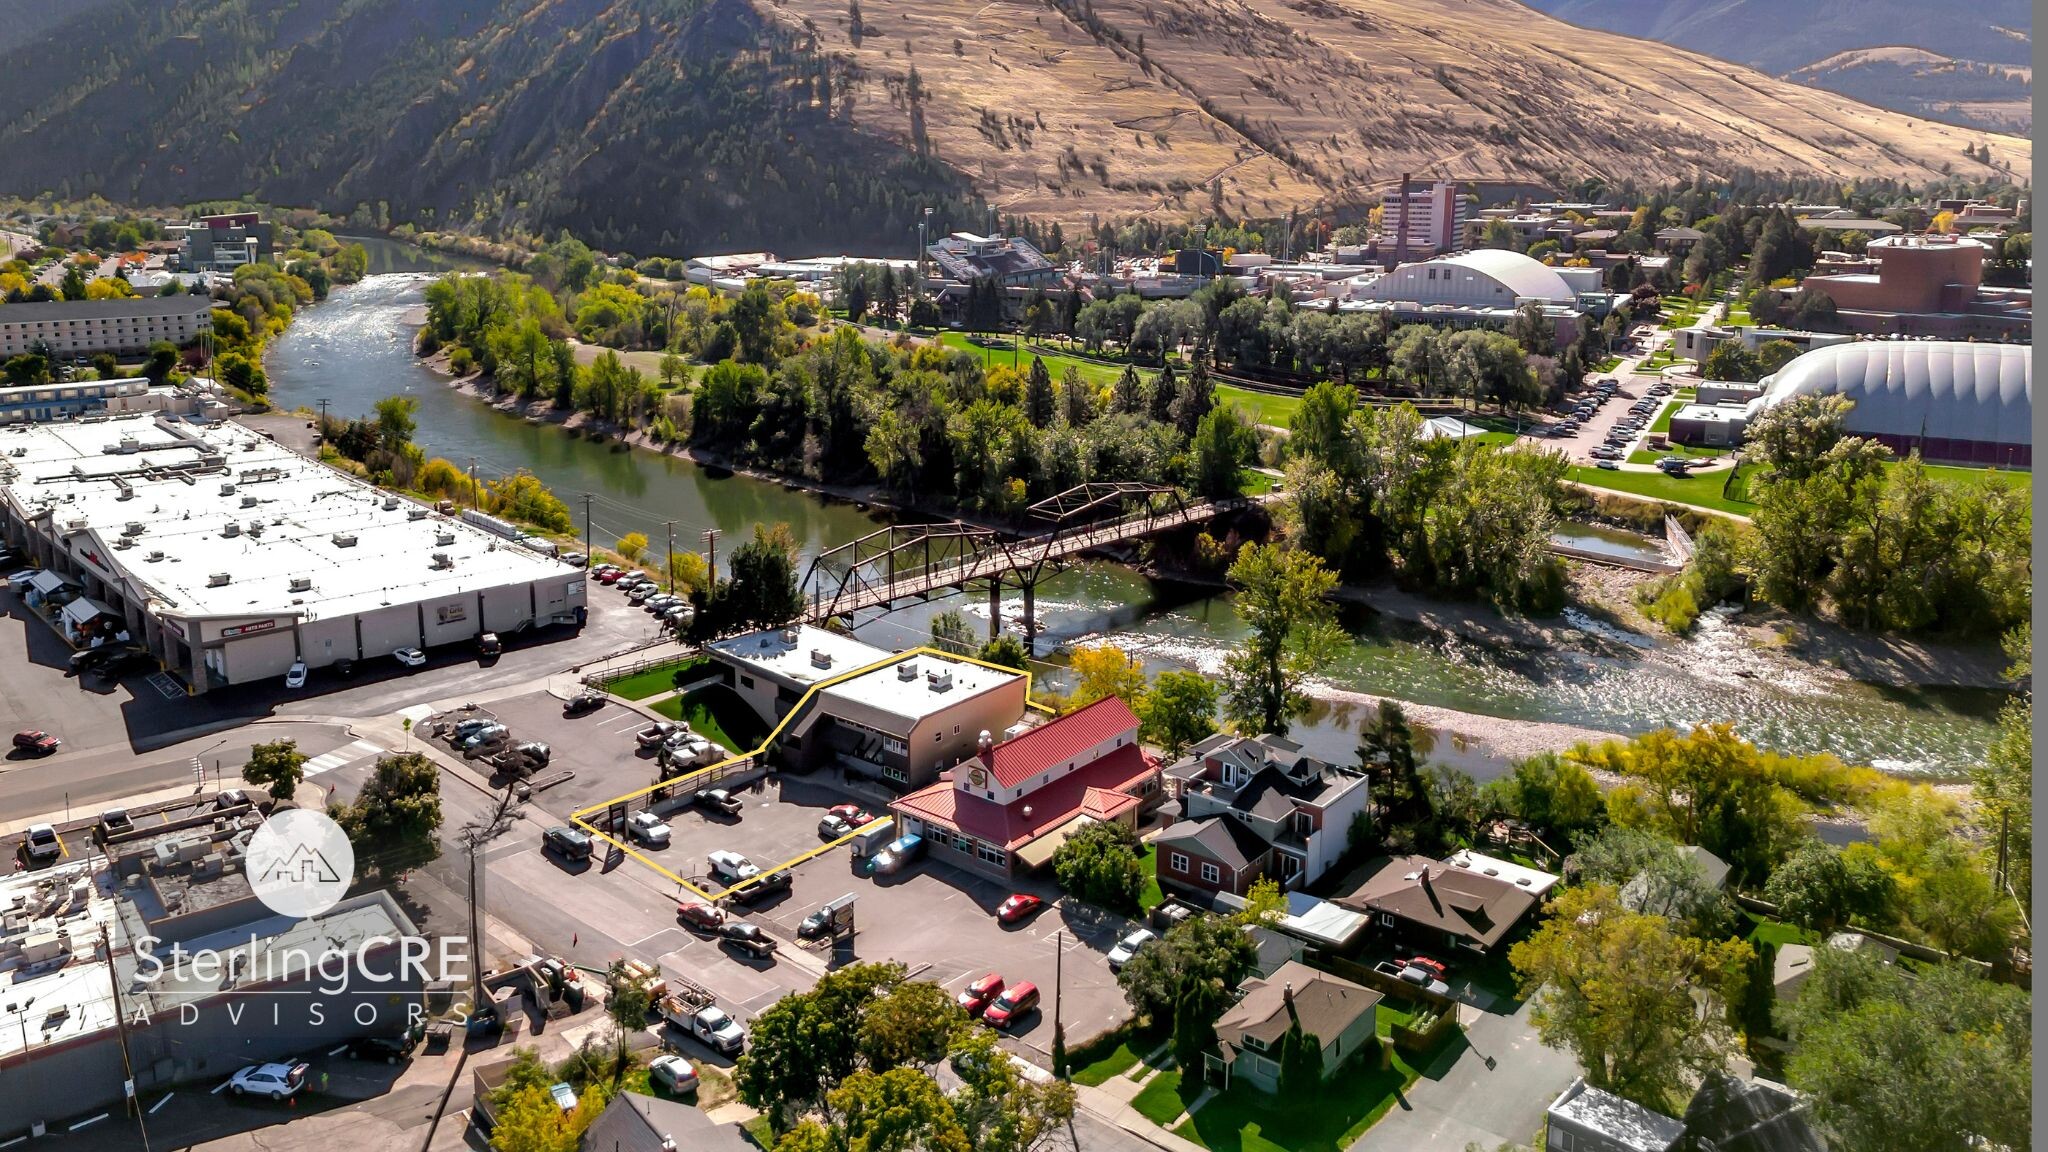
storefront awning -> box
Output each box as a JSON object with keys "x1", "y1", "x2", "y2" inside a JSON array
[
  {"x1": 29, "y1": 569, "x2": 75, "y2": 595},
  {"x1": 1013, "y1": 814, "x2": 1097, "y2": 870}
]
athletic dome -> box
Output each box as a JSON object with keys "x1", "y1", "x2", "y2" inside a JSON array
[
  {"x1": 1358, "y1": 249, "x2": 1576, "y2": 306},
  {"x1": 1753, "y1": 340, "x2": 2031, "y2": 468}
]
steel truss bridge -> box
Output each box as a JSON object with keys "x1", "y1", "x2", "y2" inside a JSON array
[{"x1": 799, "y1": 483, "x2": 1251, "y2": 644}]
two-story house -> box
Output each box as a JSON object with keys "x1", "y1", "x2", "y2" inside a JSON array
[
  {"x1": 1154, "y1": 734, "x2": 1369, "y2": 898},
  {"x1": 1206, "y1": 960, "x2": 1380, "y2": 1093}
]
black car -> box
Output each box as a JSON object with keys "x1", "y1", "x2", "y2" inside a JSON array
[
  {"x1": 346, "y1": 1030, "x2": 420, "y2": 1064},
  {"x1": 798, "y1": 907, "x2": 833, "y2": 938},
  {"x1": 542, "y1": 825, "x2": 593, "y2": 860},
  {"x1": 333, "y1": 658, "x2": 356, "y2": 678},
  {"x1": 718, "y1": 922, "x2": 777, "y2": 956},
  {"x1": 731, "y1": 869, "x2": 791, "y2": 905},
  {"x1": 564, "y1": 690, "x2": 607, "y2": 716}
]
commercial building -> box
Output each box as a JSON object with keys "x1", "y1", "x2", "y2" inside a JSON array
[
  {"x1": 0, "y1": 414, "x2": 586, "y2": 691},
  {"x1": 0, "y1": 376, "x2": 218, "y2": 424},
  {"x1": 1156, "y1": 733, "x2": 1369, "y2": 896},
  {"x1": 888, "y1": 696, "x2": 1162, "y2": 878},
  {"x1": 709, "y1": 625, "x2": 1028, "y2": 787},
  {"x1": 924, "y1": 233, "x2": 1059, "y2": 288},
  {"x1": 1793, "y1": 234, "x2": 2030, "y2": 338},
  {"x1": 171, "y1": 212, "x2": 271, "y2": 272},
  {"x1": 0, "y1": 295, "x2": 215, "y2": 358},
  {"x1": 1749, "y1": 339, "x2": 2031, "y2": 467},
  {"x1": 1342, "y1": 249, "x2": 1601, "y2": 342},
  {"x1": 1667, "y1": 402, "x2": 1751, "y2": 447},
  {"x1": 1380, "y1": 179, "x2": 1466, "y2": 257},
  {"x1": 1205, "y1": 960, "x2": 1380, "y2": 1093},
  {"x1": 0, "y1": 817, "x2": 426, "y2": 1132},
  {"x1": 1671, "y1": 323, "x2": 1853, "y2": 363}
]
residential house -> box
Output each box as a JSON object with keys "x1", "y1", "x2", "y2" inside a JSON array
[
  {"x1": 1679, "y1": 1072, "x2": 1827, "y2": 1152},
  {"x1": 889, "y1": 696, "x2": 1161, "y2": 879},
  {"x1": 1333, "y1": 853, "x2": 1551, "y2": 955},
  {"x1": 1155, "y1": 734, "x2": 1369, "y2": 897},
  {"x1": 1772, "y1": 932, "x2": 1897, "y2": 1003},
  {"x1": 1206, "y1": 960, "x2": 1380, "y2": 1093},
  {"x1": 580, "y1": 1090, "x2": 755, "y2": 1152},
  {"x1": 1654, "y1": 226, "x2": 1705, "y2": 254},
  {"x1": 1546, "y1": 1077, "x2": 1686, "y2": 1152}
]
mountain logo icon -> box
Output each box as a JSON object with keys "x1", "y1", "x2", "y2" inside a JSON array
[{"x1": 246, "y1": 809, "x2": 356, "y2": 919}]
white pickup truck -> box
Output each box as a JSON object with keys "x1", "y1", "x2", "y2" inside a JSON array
[{"x1": 660, "y1": 984, "x2": 745, "y2": 1055}]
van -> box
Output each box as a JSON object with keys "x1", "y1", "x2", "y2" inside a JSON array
[
  {"x1": 872, "y1": 833, "x2": 924, "y2": 874},
  {"x1": 542, "y1": 826, "x2": 593, "y2": 860},
  {"x1": 849, "y1": 821, "x2": 894, "y2": 858}
]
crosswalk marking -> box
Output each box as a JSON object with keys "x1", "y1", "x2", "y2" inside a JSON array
[{"x1": 303, "y1": 739, "x2": 380, "y2": 778}]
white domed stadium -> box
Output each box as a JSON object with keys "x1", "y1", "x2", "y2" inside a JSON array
[
  {"x1": 1353, "y1": 249, "x2": 1577, "y2": 306},
  {"x1": 1752, "y1": 340, "x2": 2031, "y2": 468}
]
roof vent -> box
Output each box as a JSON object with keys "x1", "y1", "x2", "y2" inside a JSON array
[
  {"x1": 219, "y1": 483, "x2": 235, "y2": 496},
  {"x1": 430, "y1": 553, "x2": 454, "y2": 570},
  {"x1": 810, "y1": 648, "x2": 833, "y2": 669},
  {"x1": 435, "y1": 531, "x2": 455, "y2": 546},
  {"x1": 122, "y1": 521, "x2": 144, "y2": 536},
  {"x1": 381, "y1": 496, "x2": 399, "y2": 511},
  {"x1": 112, "y1": 537, "x2": 134, "y2": 550},
  {"x1": 926, "y1": 668, "x2": 953, "y2": 692},
  {"x1": 220, "y1": 522, "x2": 240, "y2": 538},
  {"x1": 331, "y1": 533, "x2": 357, "y2": 548},
  {"x1": 781, "y1": 627, "x2": 800, "y2": 643},
  {"x1": 289, "y1": 577, "x2": 311, "y2": 593},
  {"x1": 146, "y1": 550, "x2": 164, "y2": 562},
  {"x1": 247, "y1": 521, "x2": 263, "y2": 537},
  {"x1": 207, "y1": 572, "x2": 231, "y2": 586},
  {"x1": 896, "y1": 661, "x2": 919, "y2": 680},
  {"x1": 240, "y1": 495, "x2": 257, "y2": 508}
]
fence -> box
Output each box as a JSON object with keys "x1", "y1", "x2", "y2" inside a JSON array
[
  {"x1": 1664, "y1": 514, "x2": 1695, "y2": 565},
  {"x1": 580, "y1": 650, "x2": 701, "y2": 689}
]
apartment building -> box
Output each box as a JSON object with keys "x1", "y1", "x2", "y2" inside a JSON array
[{"x1": 0, "y1": 295, "x2": 215, "y2": 357}]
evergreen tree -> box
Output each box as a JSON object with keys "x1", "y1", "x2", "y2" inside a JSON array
[
  {"x1": 1111, "y1": 365, "x2": 1146, "y2": 415},
  {"x1": 1148, "y1": 361, "x2": 1179, "y2": 423},
  {"x1": 1024, "y1": 356, "x2": 1057, "y2": 428}
]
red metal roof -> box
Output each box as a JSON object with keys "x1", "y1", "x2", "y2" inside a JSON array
[
  {"x1": 982, "y1": 696, "x2": 1141, "y2": 789},
  {"x1": 891, "y1": 743, "x2": 1155, "y2": 850}
]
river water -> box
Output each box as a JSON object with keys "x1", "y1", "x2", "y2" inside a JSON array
[{"x1": 265, "y1": 269, "x2": 2009, "y2": 777}]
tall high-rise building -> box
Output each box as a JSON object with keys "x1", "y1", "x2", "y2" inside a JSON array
[{"x1": 1381, "y1": 179, "x2": 1466, "y2": 257}]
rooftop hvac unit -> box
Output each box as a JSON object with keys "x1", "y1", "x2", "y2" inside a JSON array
[
  {"x1": 896, "y1": 661, "x2": 919, "y2": 680},
  {"x1": 63, "y1": 516, "x2": 87, "y2": 531},
  {"x1": 435, "y1": 532, "x2": 455, "y2": 546},
  {"x1": 810, "y1": 648, "x2": 833, "y2": 669},
  {"x1": 221, "y1": 522, "x2": 240, "y2": 538},
  {"x1": 381, "y1": 496, "x2": 399, "y2": 511},
  {"x1": 146, "y1": 550, "x2": 164, "y2": 562},
  {"x1": 246, "y1": 521, "x2": 263, "y2": 537},
  {"x1": 926, "y1": 668, "x2": 953, "y2": 691},
  {"x1": 122, "y1": 521, "x2": 144, "y2": 536},
  {"x1": 112, "y1": 538, "x2": 134, "y2": 550},
  {"x1": 118, "y1": 437, "x2": 140, "y2": 454},
  {"x1": 219, "y1": 483, "x2": 235, "y2": 496},
  {"x1": 240, "y1": 495, "x2": 257, "y2": 508},
  {"x1": 289, "y1": 577, "x2": 311, "y2": 593},
  {"x1": 208, "y1": 572, "x2": 231, "y2": 586},
  {"x1": 408, "y1": 508, "x2": 428, "y2": 521},
  {"x1": 781, "y1": 627, "x2": 800, "y2": 643},
  {"x1": 331, "y1": 533, "x2": 357, "y2": 548},
  {"x1": 430, "y1": 553, "x2": 453, "y2": 570}
]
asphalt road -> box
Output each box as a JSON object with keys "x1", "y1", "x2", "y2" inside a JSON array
[
  {"x1": 0, "y1": 720, "x2": 356, "y2": 828},
  {"x1": 1348, "y1": 998, "x2": 1577, "y2": 1152}
]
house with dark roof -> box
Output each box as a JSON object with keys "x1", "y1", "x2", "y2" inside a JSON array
[
  {"x1": 1655, "y1": 226, "x2": 1706, "y2": 254},
  {"x1": 1333, "y1": 853, "x2": 1546, "y2": 955},
  {"x1": 1679, "y1": 1073, "x2": 1827, "y2": 1152},
  {"x1": 888, "y1": 697, "x2": 1161, "y2": 878},
  {"x1": 1204, "y1": 960, "x2": 1380, "y2": 1093},
  {"x1": 1154, "y1": 734, "x2": 1369, "y2": 898},
  {"x1": 580, "y1": 1091, "x2": 755, "y2": 1152}
]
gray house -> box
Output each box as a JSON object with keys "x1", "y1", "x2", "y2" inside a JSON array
[
  {"x1": 1206, "y1": 960, "x2": 1380, "y2": 1093},
  {"x1": 1546, "y1": 1078, "x2": 1685, "y2": 1152}
]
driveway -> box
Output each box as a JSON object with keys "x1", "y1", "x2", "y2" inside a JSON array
[{"x1": 1350, "y1": 999, "x2": 1578, "y2": 1152}]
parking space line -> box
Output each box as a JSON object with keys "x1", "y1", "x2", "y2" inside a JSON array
[
  {"x1": 148, "y1": 1093, "x2": 174, "y2": 1114},
  {"x1": 627, "y1": 927, "x2": 680, "y2": 948}
]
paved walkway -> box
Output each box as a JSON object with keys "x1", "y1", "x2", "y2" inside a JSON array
[{"x1": 1349, "y1": 1000, "x2": 1578, "y2": 1152}]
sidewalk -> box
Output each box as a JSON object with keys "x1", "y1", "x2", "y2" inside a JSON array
[{"x1": 1071, "y1": 1079, "x2": 1209, "y2": 1152}]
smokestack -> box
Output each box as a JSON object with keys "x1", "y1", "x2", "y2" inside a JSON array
[{"x1": 1394, "y1": 173, "x2": 1411, "y2": 266}]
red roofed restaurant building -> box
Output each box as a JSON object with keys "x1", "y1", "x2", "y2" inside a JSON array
[{"x1": 888, "y1": 696, "x2": 1163, "y2": 879}]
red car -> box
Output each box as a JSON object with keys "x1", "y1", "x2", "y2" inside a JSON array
[
  {"x1": 996, "y1": 894, "x2": 1044, "y2": 924},
  {"x1": 957, "y1": 972, "x2": 1004, "y2": 1017},
  {"x1": 826, "y1": 803, "x2": 874, "y2": 826},
  {"x1": 982, "y1": 982, "x2": 1039, "y2": 1030},
  {"x1": 677, "y1": 901, "x2": 726, "y2": 931},
  {"x1": 595, "y1": 569, "x2": 625, "y2": 585},
  {"x1": 12, "y1": 730, "x2": 59, "y2": 756},
  {"x1": 1400, "y1": 955, "x2": 1448, "y2": 979}
]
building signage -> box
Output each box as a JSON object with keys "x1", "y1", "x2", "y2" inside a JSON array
[
  {"x1": 219, "y1": 619, "x2": 276, "y2": 638},
  {"x1": 435, "y1": 603, "x2": 468, "y2": 625},
  {"x1": 969, "y1": 767, "x2": 988, "y2": 789}
]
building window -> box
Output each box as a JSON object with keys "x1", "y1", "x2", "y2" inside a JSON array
[
  {"x1": 977, "y1": 844, "x2": 1007, "y2": 867},
  {"x1": 1200, "y1": 862, "x2": 1220, "y2": 884},
  {"x1": 882, "y1": 764, "x2": 908, "y2": 783},
  {"x1": 1241, "y1": 1034, "x2": 1266, "y2": 1053},
  {"x1": 740, "y1": 675, "x2": 755, "y2": 689},
  {"x1": 934, "y1": 732, "x2": 942, "y2": 743},
  {"x1": 1170, "y1": 852, "x2": 1188, "y2": 873}
]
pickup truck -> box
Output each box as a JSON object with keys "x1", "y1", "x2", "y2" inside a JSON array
[
  {"x1": 635, "y1": 722, "x2": 683, "y2": 751},
  {"x1": 660, "y1": 986, "x2": 745, "y2": 1055},
  {"x1": 693, "y1": 788, "x2": 742, "y2": 816}
]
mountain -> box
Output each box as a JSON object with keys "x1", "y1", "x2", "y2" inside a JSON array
[
  {"x1": 1526, "y1": 0, "x2": 2031, "y2": 130},
  {"x1": 0, "y1": 0, "x2": 2028, "y2": 255}
]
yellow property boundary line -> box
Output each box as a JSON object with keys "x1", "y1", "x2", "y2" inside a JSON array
[{"x1": 570, "y1": 643, "x2": 1050, "y2": 901}]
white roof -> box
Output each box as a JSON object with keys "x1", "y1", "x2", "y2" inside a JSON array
[
  {"x1": 1279, "y1": 895, "x2": 1370, "y2": 947},
  {"x1": 1433, "y1": 250, "x2": 1576, "y2": 304},
  {"x1": 0, "y1": 860, "x2": 120, "y2": 1060},
  {"x1": 1445, "y1": 849, "x2": 1558, "y2": 896},
  {"x1": 709, "y1": 624, "x2": 896, "y2": 688},
  {"x1": 823, "y1": 651, "x2": 1022, "y2": 723},
  {"x1": 0, "y1": 415, "x2": 577, "y2": 621},
  {"x1": 1755, "y1": 340, "x2": 2031, "y2": 449}
]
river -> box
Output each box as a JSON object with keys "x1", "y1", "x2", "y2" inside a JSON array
[{"x1": 264, "y1": 269, "x2": 2010, "y2": 778}]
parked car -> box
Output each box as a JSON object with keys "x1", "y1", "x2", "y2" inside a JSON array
[
  {"x1": 94, "y1": 648, "x2": 155, "y2": 677},
  {"x1": 827, "y1": 803, "x2": 874, "y2": 826},
  {"x1": 215, "y1": 788, "x2": 250, "y2": 810},
  {"x1": 347, "y1": 1029, "x2": 421, "y2": 1064},
  {"x1": 333, "y1": 657, "x2": 356, "y2": 678},
  {"x1": 627, "y1": 584, "x2": 658, "y2": 605},
  {"x1": 694, "y1": 788, "x2": 742, "y2": 816},
  {"x1": 596, "y1": 569, "x2": 626, "y2": 585},
  {"x1": 1401, "y1": 955, "x2": 1448, "y2": 979},
  {"x1": 627, "y1": 811, "x2": 672, "y2": 847},
  {"x1": 228, "y1": 1062, "x2": 309, "y2": 1100},
  {"x1": 871, "y1": 834, "x2": 923, "y2": 874},
  {"x1": 564, "y1": 690, "x2": 607, "y2": 716},
  {"x1": 817, "y1": 813, "x2": 853, "y2": 840},
  {"x1": 719, "y1": 922, "x2": 777, "y2": 957},
  {"x1": 707, "y1": 850, "x2": 758, "y2": 883},
  {"x1": 23, "y1": 823, "x2": 61, "y2": 861},
  {"x1": 5, "y1": 569, "x2": 36, "y2": 594},
  {"x1": 957, "y1": 972, "x2": 1005, "y2": 1017},
  {"x1": 677, "y1": 901, "x2": 725, "y2": 931},
  {"x1": 1597, "y1": 460, "x2": 1620, "y2": 470},
  {"x1": 648, "y1": 1054, "x2": 699, "y2": 1096},
  {"x1": 636, "y1": 722, "x2": 682, "y2": 750},
  {"x1": 731, "y1": 869, "x2": 791, "y2": 904},
  {"x1": 460, "y1": 724, "x2": 509, "y2": 750},
  {"x1": 12, "y1": 730, "x2": 59, "y2": 756},
  {"x1": 1107, "y1": 928, "x2": 1156, "y2": 971},
  {"x1": 982, "y1": 982, "x2": 1039, "y2": 1029},
  {"x1": 798, "y1": 907, "x2": 835, "y2": 938},
  {"x1": 283, "y1": 660, "x2": 308, "y2": 688},
  {"x1": 542, "y1": 826, "x2": 593, "y2": 860},
  {"x1": 393, "y1": 647, "x2": 427, "y2": 668},
  {"x1": 478, "y1": 632, "x2": 503, "y2": 659},
  {"x1": 996, "y1": 894, "x2": 1044, "y2": 924}
]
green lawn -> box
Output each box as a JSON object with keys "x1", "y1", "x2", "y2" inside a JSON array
[
  {"x1": 1238, "y1": 469, "x2": 1279, "y2": 497},
  {"x1": 1745, "y1": 912, "x2": 1820, "y2": 949},
  {"x1": 1171, "y1": 1043, "x2": 1441, "y2": 1152},
  {"x1": 1594, "y1": 356, "x2": 1623, "y2": 372},
  {"x1": 570, "y1": 342, "x2": 692, "y2": 383},
  {"x1": 1568, "y1": 465, "x2": 1753, "y2": 515},
  {"x1": 1138, "y1": 844, "x2": 1166, "y2": 910},
  {"x1": 1072, "y1": 1041, "x2": 1146, "y2": 1087},
  {"x1": 649, "y1": 683, "x2": 770, "y2": 753},
  {"x1": 1628, "y1": 443, "x2": 1725, "y2": 465},
  {"x1": 1915, "y1": 463, "x2": 2031, "y2": 488},
  {"x1": 940, "y1": 332, "x2": 1131, "y2": 390},
  {"x1": 1649, "y1": 401, "x2": 1681, "y2": 435},
  {"x1": 1218, "y1": 384, "x2": 1301, "y2": 427},
  {"x1": 1132, "y1": 1069, "x2": 1189, "y2": 1127},
  {"x1": 602, "y1": 657, "x2": 705, "y2": 701}
]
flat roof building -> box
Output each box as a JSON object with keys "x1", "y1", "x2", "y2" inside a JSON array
[
  {"x1": 1668, "y1": 403, "x2": 1751, "y2": 448},
  {"x1": 0, "y1": 414, "x2": 585, "y2": 691},
  {"x1": 0, "y1": 294, "x2": 215, "y2": 357},
  {"x1": 709, "y1": 625, "x2": 1028, "y2": 788},
  {"x1": 1795, "y1": 233, "x2": 2029, "y2": 339}
]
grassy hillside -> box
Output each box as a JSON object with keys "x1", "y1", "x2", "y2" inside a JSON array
[
  {"x1": 1526, "y1": 0, "x2": 2033, "y2": 73},
  {"x1": 0, "y1": 0, "x2": 2029, "y2": 253},
  {"x1": 1788, "y1": 49, "x2": 2030, "y2": 134}
]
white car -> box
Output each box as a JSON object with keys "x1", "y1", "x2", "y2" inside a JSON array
[
  {"x1": 1107, "y1": 928, "x2": 1157, "y2": 970},
  {"x1": 393, "y1": 647, "x2": 427, "y2": 668},
  {"x1": 648, "y1": 1053, "x2": 699, "y2": 1096},
  {"x1": 228, "y1": 1061, "x2": 308, "y2": 1100},
  {"x1": 284, "y1": 660, "x2": 308, "y2": 689},
  {"x1": 707, "y1": 849, "x2": 759, "y2": 883},
  {"x1": 628, "y1": 811, "x2": 672, "y2": 847}
]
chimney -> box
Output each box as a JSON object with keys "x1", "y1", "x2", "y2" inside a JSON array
[
  {"x1": 1282, "y1": 982, "x2": 1299, "y2": 1026},
  {"x1": 977, "y1": 730, "x2": 994, "y2": 765}
]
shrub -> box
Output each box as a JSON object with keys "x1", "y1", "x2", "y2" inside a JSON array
[{"x1": 448, "y1": 346, "x2": 475, "y2": 375}]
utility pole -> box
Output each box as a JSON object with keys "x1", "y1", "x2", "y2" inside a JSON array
[
  {"x1": 315, "y1": 397, "x2": 329, "y2": 433},
  {"x1": 702, "y1": 528, "x2": 720, "y2": 583},
  {"x1": 665, "y1": 521, "x2": 677, "y2": 594},
  {"x1": 102, "y1": 927, "x2": 151, "y2": 1152},
  {"x1": 467, "y1": 458, "x2": 478, "y2": 509},
  {"x1": 582, "y1": 494, "x2": 593, "y2": 562}
]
